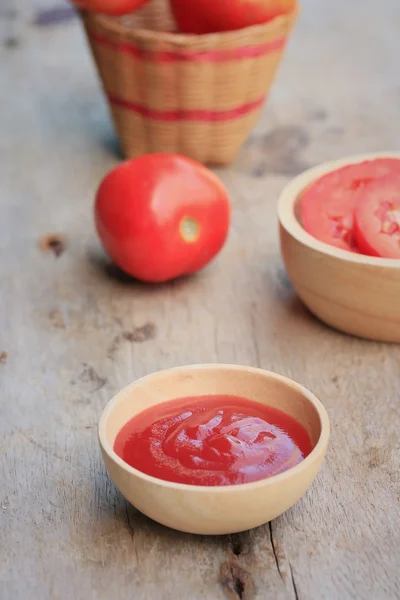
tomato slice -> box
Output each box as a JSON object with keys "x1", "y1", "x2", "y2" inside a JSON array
[
  {"x1": 353, "y1": 174, "x2": 400, "y2": 258},
  {"x1": 301, "y1": 159, "x2": 400, "y2": 253}
]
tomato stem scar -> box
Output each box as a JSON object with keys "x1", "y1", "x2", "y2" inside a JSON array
[{"x1": 180, "y1": 216, "x2": 200, "y2": 243}]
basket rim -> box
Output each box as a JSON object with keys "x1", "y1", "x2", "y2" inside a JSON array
[{"x1": 80, "y1": 5, "x2": 299, "y2": 48}]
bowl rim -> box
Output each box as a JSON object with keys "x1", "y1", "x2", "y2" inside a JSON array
[
  {"x1": 98, "y1": 363, "x2": 330, "y2": 493},
  {"x1": 82, "y1": 6, "x2": 299, "y2": 46},
  {"x1": 278, "y1": 151, "x2": 400, "y2": 268}
]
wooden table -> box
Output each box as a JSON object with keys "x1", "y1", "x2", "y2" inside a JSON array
[{"x1": 1, "y1": 1, "x2": 399, "y2": 598}]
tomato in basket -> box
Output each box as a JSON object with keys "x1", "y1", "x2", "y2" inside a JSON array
[
  {"x1": 95, "y1": 154, "x2": 231, "y2": 283},
  {"x1": 353, "y1": 174, "x2": 400, "y2": 259},
  {"x1": 301, "y1": 159, "x2": 400, "y2": 253},
  {"x1": 73, "y1": 0, "x2": 148, "y2": 17},
  {"x1": 170, "y1": 0, "x2": 296, "y2": 34}
]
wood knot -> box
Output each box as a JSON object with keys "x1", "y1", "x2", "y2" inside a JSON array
[
  {"x1": 39, "y1": 234, "x2": 67, "y2": 258},
  {"x1": 122, "y1": 323, "x2": 157, "y2": 343},
  {"x1": 220, "y1": 558, "x2": 255, "y2": 600}
]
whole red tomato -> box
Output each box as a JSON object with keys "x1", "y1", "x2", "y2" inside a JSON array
[
  {"x1": 73, "y1": 0, "x2": 148, "y2": 16},
  {"x1": 95, "y1": 154, "x2": 231, "y2": 283},
  {"x1": 170, "y1": 0, "x2": 296, "y2": 34}
]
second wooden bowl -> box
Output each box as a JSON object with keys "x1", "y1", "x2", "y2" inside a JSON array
[
  {"x1": 278, "y1": 152, "x2": 400, "y2": 342},
  {"x1": 99, "y1": 364, "x2": 330, "y2": 535}
]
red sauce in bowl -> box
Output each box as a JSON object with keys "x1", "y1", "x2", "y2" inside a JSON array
[{"x1": 114, "y1": 395, "x2": 313, "y2": 486}]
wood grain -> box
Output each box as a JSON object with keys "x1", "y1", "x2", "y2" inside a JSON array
[{"x1": 1, "y1": 0, "x2": 400, "y2": 598}]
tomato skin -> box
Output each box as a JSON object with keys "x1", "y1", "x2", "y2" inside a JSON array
[
  {"x1": 73, "y1": 0, "x2": 148, "y2": 16},
  {"x1": 95, "y1": 154, "x2": 231, "y2": 283},
  {"x1": 170, "y1": 0, "x2": 296, "y2": 34},
  {"x1": 301, "y1": 159, "x2": 400, "y2": 253},
  {"x1": 354, "y1": 174, "x2": 400, "y2": 259},
  {"x1": 353, "y1": 218, "x2": 380, "y2": 257}
]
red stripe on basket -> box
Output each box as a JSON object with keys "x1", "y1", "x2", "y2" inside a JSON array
[
  {"x1": 108, "y1": 94, "x2": 266, "y2": 122},
  {"x1": 89, "y1": 29, "x2": 286, "y2": 62}
]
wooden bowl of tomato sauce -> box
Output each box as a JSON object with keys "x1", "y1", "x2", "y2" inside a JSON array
[
  {"x1": 99, "y1": 364, "x2": 329, "y2": 535},
  {"x1": 279, "y1": 152, "x2": 400, "y2": 342}
]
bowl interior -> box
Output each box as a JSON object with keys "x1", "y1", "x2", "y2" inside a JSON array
[
  {"x1": 102, "y1": 366, "x2": 324, "y2": 453},
  {"x1": 293, "y1": 186, "x2": 303, "y2": 224}
]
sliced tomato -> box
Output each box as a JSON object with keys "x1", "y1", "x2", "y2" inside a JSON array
[
  {"x1": 301, "y1": 159, "x2": 400, "y2": 253},
  {"x1": 354, "y1": 174, "x2": 400, "y2": 258}
]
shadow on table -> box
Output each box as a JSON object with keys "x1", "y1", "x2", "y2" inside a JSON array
[
  {"x1": 267, "y1": 262, "x2": 335, "y2": 332},
  {"x1": 99, "y1": 132, "x2": 124, "y2": 161},
  {"x1": 87, "y1": 246, "x2": 200, "y2": 291},
  {"x1": 92, "y1": 466, "x2": 230, "y2": 552}
]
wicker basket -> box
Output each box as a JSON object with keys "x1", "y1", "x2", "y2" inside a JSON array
[{"x1": 81, "y1": 0, "x2": 298, "y2": 165}]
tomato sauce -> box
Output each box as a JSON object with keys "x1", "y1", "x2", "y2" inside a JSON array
[{"x1": 114, "y1": 395, "x2": 313, "y2": 486}]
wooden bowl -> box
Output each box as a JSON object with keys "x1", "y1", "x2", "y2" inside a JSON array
[
  {"x1": 99, "y1": 364, "x2": 330, "y2": 535},
  {"x1": 278, "y1": 152, "x2": 400, "y2": 342}
]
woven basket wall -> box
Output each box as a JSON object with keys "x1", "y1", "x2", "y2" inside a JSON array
[{"x1": 81, "y1": 0, "x2": 298, "y2": 165}]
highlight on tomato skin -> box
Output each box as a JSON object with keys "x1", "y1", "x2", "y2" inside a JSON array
[
  {"x1": 94, "y1": 154, "x2": 231, "y2": 283},
  {"x1": 72, "y1": 0, "x2": 148, "y2": 16},
  {"x1": 300, "y1": 158, "x2": 400, "y2": 255}
]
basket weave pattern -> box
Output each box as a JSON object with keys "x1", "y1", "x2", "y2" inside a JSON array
[{"x1": 82, "y1": 0, "x2": 297, "y2": 165}]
